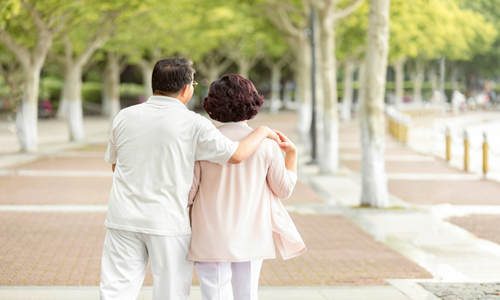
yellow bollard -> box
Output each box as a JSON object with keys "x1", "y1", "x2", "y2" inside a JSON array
[
  {"x1": 402, "y1": 123, "x2": 408, "y2": 144},
  {"x1": 445, "y1": 127, "x2": 451, "y2": 162},
  {"x1": 396, "y1": 120, "x2": 402, "y2": 142},
  {"x1": 463, "y1": 130, "x2": 469, "y2": 172},
  {"x1": 388, "y1": 117, "x2": 393, "y2": 136},
  {"x1": 483, "y1": 132, "x2": 489, "y2": 176},
  {"x1": 401, "y1": 116, "x2": 410, "y2": 144}
]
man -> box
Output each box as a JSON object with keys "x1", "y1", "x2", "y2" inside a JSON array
[{"x1": 100, "y1": 58, "x2": 280, "y2": 300}]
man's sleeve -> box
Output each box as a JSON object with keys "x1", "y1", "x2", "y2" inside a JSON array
[
  {"x1": 195, "y1": 116, "x2": 239, "y2": 165},
  {"x1": 105, "y1": 116, "x2": 118, "y2": 164}
]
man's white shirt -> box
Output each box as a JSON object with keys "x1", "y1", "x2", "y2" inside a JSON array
[{"x1": 105, "y1": 95, "x2": 239, "y2": 235}]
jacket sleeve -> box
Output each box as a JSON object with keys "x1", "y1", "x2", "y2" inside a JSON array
[
  {"x1": 266, "y1": 143, "x2": 297, "y2": 200},
  {"x1": 188, "y1": 161, "x2": 201, "y2": 206}
]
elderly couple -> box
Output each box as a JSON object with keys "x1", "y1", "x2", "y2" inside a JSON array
[{"x1": 99, "y1": 58, "x2": 306, "y2": 300}]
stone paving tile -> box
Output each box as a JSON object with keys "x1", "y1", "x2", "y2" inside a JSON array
[
  {"x1": 0, "y1": 212, "x2": 430, "y2": 286},
  {"x1": 9, "y1": 156, "x2": 109, "y2": 172},
  {"x1": 288, "y1": 181, "x2": 323, "y2": 204},
  {"x1": 420, "y1": 282, "x2": 500, "y2": 300},
  {"x1": 388, "y1": 180, "x2": 500, "y2": 205},
  {"x1": 261, "y1": 214, "x2": 432, "y2": 286},
  {"x1": 0, "y1": 170, "x2": 315, "y2": 205},
  {"x1": 342, "y1": 160, "x2": 462, "y2": 174},
  {"x1": 0, "y1": 176, "x2": 111, "y2": 205},
  {"x1": 448, "y1": 215, "x2": 500, "y2": 245},
  {"x1": 340, "y1": 146, "x2": 419, "y2": 156},
  {"x1": 73, "y1": 143, "x2": 108, "y2": 152}
]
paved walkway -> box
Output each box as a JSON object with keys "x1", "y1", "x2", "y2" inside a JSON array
[{"x1": 2, "y1": 111, "x2": 500, "y2": 299}]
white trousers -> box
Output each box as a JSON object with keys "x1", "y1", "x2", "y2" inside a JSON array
[
  {"x1": 100, "y1": 229, "x2": 193, "y2": 300},
  {"x1": 195, "y1": 260, "x2": 263, "y2": 300}
]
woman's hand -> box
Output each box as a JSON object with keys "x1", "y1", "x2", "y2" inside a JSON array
[{"x1": 274, "y1": 130, "x2": 296, "y2": 154}]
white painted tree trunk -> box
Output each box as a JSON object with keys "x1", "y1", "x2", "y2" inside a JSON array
[
  {"x1": 293, "y1": 38, "x2": 312, "y2": 144},
  {"x1": 341, "y1": 60, "x2": 355, "y2": 121},
  {"x1": 318, "y1": 13, "x2": 338, "y2": 174},
  {"x1": 360, "y1": 0, "x2": 390, "y2": 208},
  {"x1": 270, "y1": 63, "x2": 282, "y2": 113},
  {"x1": 207, "y1": 66, "x2": 219, "y2": 84},
  {"x1": 439, "y1": 57, "x2": 446, "y2": 102},
  {"x1": 140, "y1": 62, "x2": 154, "y2": 97},
  {"x1": 57, "y1": 98, "x2": 68, "y2": 118},
  {"x1": 16, "y1": 66, "x2": 40, "y2": 152},
  {"x1": 237, "y1": 58, "x2": 250, "y2": 79},
  {"x1": 393, "y1": 58, "x2": 405, "y2": 107},
  {"x1": 61, "y1": 65, "x2": 85, "y2": 141},
  {"x1": 102, "y1": 52, "x2": 121, "y2": 118},
  {"x1": 429, "y1": 67, "x2": 437, "y2": 91},
  {"x1": 413, "y1": 60, "x2": 424, "y2": 103},
  {"x1": 450, "y1": 65, "x2": 459, "y2": 91}
]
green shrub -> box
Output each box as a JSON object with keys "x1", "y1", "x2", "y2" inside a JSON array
[
  {"x1": 41, "y1": 77, "x2": 63, "y2": 100},
  {"x1": 82, "y1": 82, "x2": 102, "y2": 104},
  {"x1": 120, "y1": 83, "x2": 145, "y2": 99}
]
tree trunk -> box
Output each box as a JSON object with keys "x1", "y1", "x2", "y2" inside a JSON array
[
  {"x1": 16, "y1": 66, "x2": 41, "y2": 152},
  {"x1": 429, "y1": 65, "x2": 439, "y2": 103},
  {"x1": 429, "y1": 66, "x2": 437, "y2": 93},
  {"x1": 318, "y1": 13, "x2": 338, "y2": 174},
  {"x1": 102, "y1": 52, "x2": 121, "y2": 118},
  {"x1": 237, "y1": 58, "x2": 250, "y2": 79},
  {"x1": 413, "y1": 60, "x2": 424, "y2": 103},
  {"x1": 360, "y1": 0, "x2": 390, "y2": 208},
  {"x1": 393, "y1": 58, "x2": 405, "y2": 107},
  {"x1": 61, "y1": 65, "x2": 85, "y2": 141},
  {"x1": 140, "y1": 61, "x2": 154, "y2": 97},
  {"x1": 207, "y1": 65, "x2": 220, "y2": 84},
  {"x1": 341, "y1": 59, "x2": 355, "y2": 121},
  {"x1": 439, "y1": 57, "x2": 446, "y2": 102},
  {"x1": 450, "y1": 65, "x2": 459, "y2": 91},
  {"x1": 292, "y1": 37, "x2": 312, "y2": 144},
  {"x1": 270, "y1": 63, "x2": 282, "y2": 113}
]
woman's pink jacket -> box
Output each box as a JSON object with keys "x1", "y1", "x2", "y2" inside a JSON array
[{"x1": 188, "y1": 122, "x2": 306, "y2": 262}]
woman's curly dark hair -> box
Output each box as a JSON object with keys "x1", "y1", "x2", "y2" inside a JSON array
[{"x1": 203, "y1": 74, "x2": 264, "y2": 122}]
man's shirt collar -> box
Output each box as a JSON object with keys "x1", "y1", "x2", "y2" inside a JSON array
[{"x1": 146, "y1": 95, "x2": 186, "y2": 108}]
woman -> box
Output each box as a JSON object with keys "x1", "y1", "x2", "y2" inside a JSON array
[{"x1": 188, "y1": 74, "x2": 306, "y2": 300}]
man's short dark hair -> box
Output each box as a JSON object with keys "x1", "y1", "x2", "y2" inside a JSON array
[{"x1": 151, "y1": 58, "x2": 195, "y2": 95}]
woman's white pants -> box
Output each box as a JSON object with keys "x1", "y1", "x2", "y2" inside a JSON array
[
  {"x1": 99, "y1": 229, "x2": 193, "y2": 300},
  {"x1": 195, "y1": 260, "x2": 263, "y2": 300}
]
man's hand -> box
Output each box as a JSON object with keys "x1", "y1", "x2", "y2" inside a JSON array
[
  {"x1": 275, "y1": 130, "x2": 296, "y2": 154},
  {"x1": 257, "y1": 125, "x2": 280, "y2": 144},
  {"x1": 230, "y1": 125, "x2": 280, "y2": 164}
]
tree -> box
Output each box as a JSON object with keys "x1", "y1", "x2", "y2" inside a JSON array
[
  {"x1": 310, "y1": 0, "x2": 364, "y2": 173},
  {"x1": 445, "y1": 1, "x2": 497, "y2": 90},
  {"x1": 56, "y1": 5, "x2": 115, "y2": 140},
  {"x1": 0, "y1": 0, "x2": 68, "y2": 151},
  {"x1": 388, "y1": 0, "x2": 496, "y2": 103},
  {"x1": 336, "y1": 2, "x2": 368, "y2": 120},
  {"x1": 261, "y1": 28, "x2": 291, "y2": 113},
  {"x1": 360, "y1": 0, "x2": 390, "y2": 207},
  {"x1": 262, "y1": 0, "x2": 313, "y2": 144}
]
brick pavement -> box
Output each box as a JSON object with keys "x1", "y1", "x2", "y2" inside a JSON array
[
  {"x1": 10, "y1": 156, "x2": 109, "y2": 171},
  {"x1": 448, "y1": 215, "x2": 500, "y2": 245},
  {"x1": 0, "y1": 212, "x2": 430, "y2": 286},
  {"x1": 0, "y1": 176, "x2": 111, "y2": 205},
  {"x1": 338, "y1": 122, "x2": 500, "y2": 206},
  {"x1": 388, "y1": 179, "x2": 500, "y2": 205},
  {"x1": 341, "y1": 160, "x2": 461, "y2": 174},
  {"x1": 0, "y1": 112, "x2": 434, "y2": 287}
]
